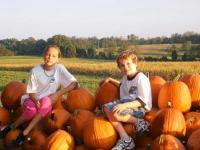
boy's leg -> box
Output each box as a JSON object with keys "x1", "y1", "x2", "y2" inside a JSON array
[{"x1": 104, "y1": 107, "x2": 135, "y2": 150}]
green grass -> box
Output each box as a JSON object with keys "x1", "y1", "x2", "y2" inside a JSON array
[{"x1": 0, "y1": 71, "x2": 106, "y2": 93}]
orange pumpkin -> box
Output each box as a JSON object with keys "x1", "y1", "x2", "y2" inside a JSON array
[
  {"x1": 0, "y1": 107, "x2": 11, "y2": 127},
  {"x1": 135, "y1": 135, "x2": 153, "y2": 150},
  {"x1": 184, "y1": 111, "x2": 200, "y2": 138},
  {"x1": 46, "y1": 129, "x2": 74, "y2": 150},
  {"x1": 187, "y1": 128, "x2": 200, "y2": 150},
  {"x1": 151, "y1": 107, "x2": 186, "y2": 138},
  {"x1": 4, "y1": 129, "x2": 21, "y2": 148},
  {"x1": 65, "y1": 88, "x2": 95, "y2": 112},
  {"x1": 180, "y1": 74, "x2": 200, "y2": 110},
  {"x1": 70, "y1": 109, "x2": 95, "y2": 139},
  {"x1": 74, "y1": 145, "x2": 89, "y2": 150},
  {"x1": 144, "y1": 107, "x2": 158, "y2": 123},
  {"x1": 83, "y1": 117, "x2": 117, "y2": 149},
  {"x1": 150, "y1": 76, "x2": 166, "y2": 107},
  {"x1": 43, "y1": 109, "x2": 71, "y2": 134},
  {"x1": 95, "y1": 82, "x2": 119, "y2": 106},
  {"x1": 22, "y1": 130, "x2": 47, "y2": 150},
  {"x1": 52, "y1": 96, "x2": 64, "y2": 109},
  {"x1": 1, "y1": 81, "x2": 26, "y2": 109},
  {"x1": 151, "y1": 134, "x2": 185, "y2": 150},
  {"x1": 158, "y1": 81, "x2": 191, "y2": 112}
]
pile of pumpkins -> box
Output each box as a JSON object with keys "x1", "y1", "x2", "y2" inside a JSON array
[{"x1": 0, "y1": 74, "x2": 200, "y2": 150}]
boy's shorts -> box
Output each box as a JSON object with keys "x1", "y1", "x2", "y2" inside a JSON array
[
  {"x1": 104, "y1": 98, "x2": 146, "y2": 118},
  {"x1": 22, "y1": 96, "x2": 52, "y2": 120}
]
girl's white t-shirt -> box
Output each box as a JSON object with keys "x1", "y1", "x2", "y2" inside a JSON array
[
  {"x1": 21, "y1": 64, "x2": 76, "y2": 104},
  {"x1": 120, "y1": 72, "x2": 152, "y2": 111}
]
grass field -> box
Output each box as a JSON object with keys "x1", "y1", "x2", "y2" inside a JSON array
[{"x1": 0, "y1": 56, "x2": 200, "y2": 92}]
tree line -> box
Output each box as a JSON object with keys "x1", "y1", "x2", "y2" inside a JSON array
[{"x1": 0, "y1": 31, "x2": 200, "y2": 60}]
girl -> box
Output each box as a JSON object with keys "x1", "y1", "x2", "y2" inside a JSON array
[{"x1": 0, "y1": 45, "x2": 78, "y2": 146}]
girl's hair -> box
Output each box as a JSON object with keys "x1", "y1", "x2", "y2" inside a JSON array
[
  {"x1": 116, "y1": 50, "x2": 138, "y2": 67},
  {"x1": 44, "y1": 45, "x2": 61, "y2": 58}
]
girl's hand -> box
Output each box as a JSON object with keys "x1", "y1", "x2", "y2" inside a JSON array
[
  {"x1": 35, "y1": 101, "x2": 40, "y2": 109},
  {"x1": 112, "y1": 103, "x2": 128, "y2": 114}
]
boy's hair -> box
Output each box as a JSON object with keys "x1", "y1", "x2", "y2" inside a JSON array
[
  {"x1": 44, "y1": 45, "x2": 61, "y2": 58},
  {"x1": 116, "y1": 50, "x2": 138, "y2": 67}
]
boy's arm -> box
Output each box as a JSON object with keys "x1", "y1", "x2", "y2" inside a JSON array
[{"x1": 101, "y1": 77, "x2": 120, "y2": 87}]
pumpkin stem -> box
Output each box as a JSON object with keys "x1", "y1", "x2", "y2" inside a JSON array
[
  {"x1": 27, "y1": 137, "x2": 32, "y2": 144},
  {"x1": 188, "y1": 116, "x2": 195, "y2": 124},
  {"x1": 50, "y1": 112, "x2": 55, "y2": 120},
  {"x1": 158, "y1": 134, "x2": 164, "y2": 145},
  {"x1": 173, "y1": 74, "x2": 181, "y2": 81},
  {"x1": 73, "y1": 109, "x2": 80, "y2": 116},
  {"x1": 167, "y1": 101, "x2": 172, "y2": 108}
]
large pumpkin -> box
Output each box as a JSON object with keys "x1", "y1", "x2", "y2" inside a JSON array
[
  {"x1": 82, "y1": 117, "x2": 117, "y2": 149},
  {"x1": 95, "y1": 82, "x2": 119, "y2": 106},
  {"x1": 70, "y1": 109, "x2": 95, "y2": 139},
  {"x1": 22, "y1": 130, "x2": 47, "y2": 150},
  {"x1": 46, "y1": 130, "x2": 74, "y2": 150},
  {"x1": 43, "y1": 109, "x2": 71, "y2": 134},
  {"x1": 151, "y1": 107, "x2": 186, "y2": 138},
  {"x1": 158, "y1": 81, "x2": 191, "y2": 112},
  {"x1": 1, "y1": 81, "x2": 26, "y2": 109},
  {"x1": 65, "y1": 88, "x2": 95, "y2": 112},
  {"x1": 187, "y1": 128, "x2": 200, "y2": 150},
  {"x1": 151, "y1": 134, "x2": 185, "y2": 150},
  {"x1": 0, "y1": 107, "x2": 11, "y2": 127},
  {"x1": 180, "y1": 74, "x2": 200, "y2": 110},
  {"x1": 150, "y1": 76, "x2": 166, "y2": 107},
  {"x1": 184, "y1": 111, "x2": 200, "y2": 138}
]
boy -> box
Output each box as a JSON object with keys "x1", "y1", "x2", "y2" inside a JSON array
[{"x1": 102, "y1": 50, "x2": 152, "y2": 150}]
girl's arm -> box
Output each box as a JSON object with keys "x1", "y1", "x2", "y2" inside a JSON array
[
  {"x1": 29, "y1": 93, "x2": 40, "y2": 108},
  {"x1": 50, "y1": 81, "x2": 78, "y2": 102}
]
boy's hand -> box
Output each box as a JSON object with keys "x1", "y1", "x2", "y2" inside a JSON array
[
  {"x1": 99, "y1": 77, "x2": 111, "y2": 86},
  {"x1": 49, "y1": 92, "x2": 59, "y2": 104},
  {"x1": 112, "y1": 103, "x2": 128, "y2": 114}
]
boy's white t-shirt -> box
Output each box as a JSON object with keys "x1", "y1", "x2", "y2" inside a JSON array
[
  {"x1": 21, "y1": 64, "x2": 76, "y2": 104},
  {"x1": 120, "y1": 72, "x2": 152, "y2": 111}
]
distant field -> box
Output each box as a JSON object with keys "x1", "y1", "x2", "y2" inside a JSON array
[{"x1": 0, "y1": 56, "x2": 200, "y2": 82}]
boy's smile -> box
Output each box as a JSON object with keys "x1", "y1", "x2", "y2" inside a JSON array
[{"x1": 118, "y1": 58, "x2": 137, "y2": 77}]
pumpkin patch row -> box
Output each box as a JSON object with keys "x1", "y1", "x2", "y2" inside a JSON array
[{"x1": 0, "y1": 74, "x2": 200, "y2": 150}]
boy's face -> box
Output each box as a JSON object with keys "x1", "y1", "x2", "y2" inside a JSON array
[
  {"x1": 118, "y1": 57, "x2": 137, "y2": 76},
  {"x1": 43, "y1": 47, "x2": 59, "y2": 68}
]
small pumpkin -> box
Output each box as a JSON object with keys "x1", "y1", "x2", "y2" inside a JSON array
[
  {"x1": 150, "y1": 76, "x2": 166, "y2": 107},
  {"x1": 22, "y1": 130, "x2": 47, "y2": 150},
  {"x1": 1, "y1": 81, "x2": 26, "y2": 109},
  {"x1": 151, "y1": 134, "x2": 185, "y2": 150},
  {"x1": 82, "y1": 117, "x2": 117, "y2": 149},
  {"x1": 184, "y1": 111, "x2": 200, "y2": 138},
  {"x1": 151, "y1": 107, "x2": 186, "y2": 138},
  {"x1": 43, "y1": 109, "x2": 71, "y2": 134},
  {"x1": 65, "y1": 88, "x2": 95, "y2": 112},
  {"x1": 46, "y1": 129, "x2": 74, "y2": 150},
  {"x1": 158, "y1": 81, "x2": 191, "y2": 113},
  {"x1": 95, "y1": 82, "x2": 119, "y2": 106},
  {"x1": 180, "y1": 74, "x2": 200, "y2": 110},
  {"x1": 0, "y1": 107, "x2": 11, "y2": 127},
  {"x1": 70, "y1": 109, "x2": 95, "y2": 139},
  {"x1": 4, "y1": 129, "x2": 21, "y2": 148}
]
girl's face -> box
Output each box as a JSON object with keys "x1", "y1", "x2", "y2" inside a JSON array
[
  {"x1": 43, "y1": 47, "x2": 59, "y2": 68},
  {"x1": 118, "y1": 57, "x2": 137, "y2": 77}
]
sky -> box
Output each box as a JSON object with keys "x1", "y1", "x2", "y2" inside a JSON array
[{"x1": 0, "y1": 0, "x2": 200, "y2": 40}]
